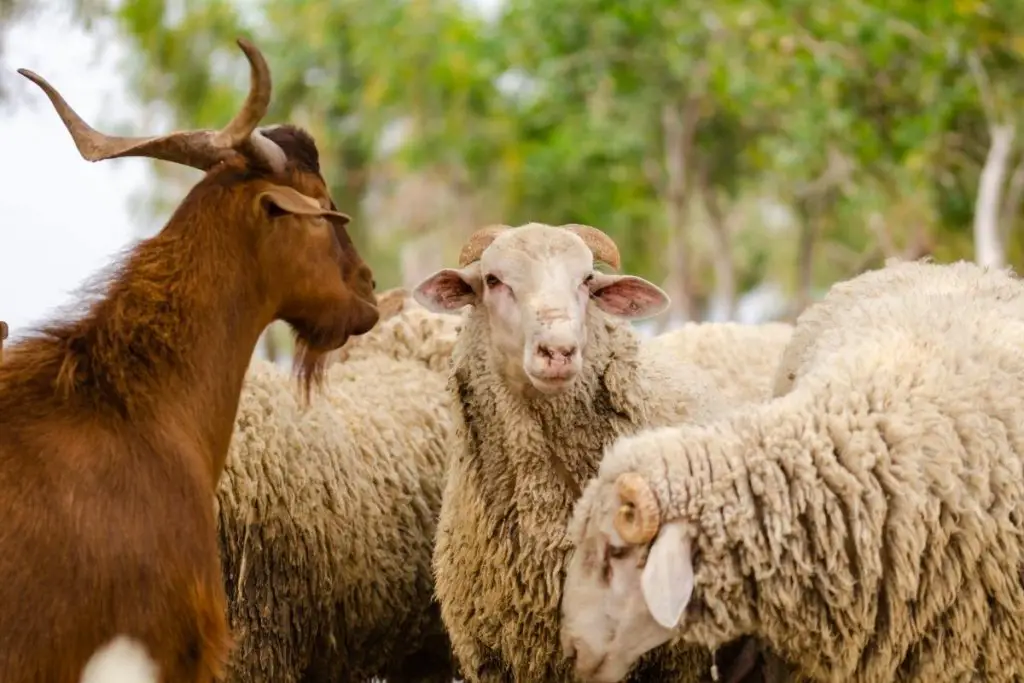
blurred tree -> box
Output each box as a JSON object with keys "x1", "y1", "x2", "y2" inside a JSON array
[{"x1": 74, "y1": 0, "x2": 1024, "y2": 328}]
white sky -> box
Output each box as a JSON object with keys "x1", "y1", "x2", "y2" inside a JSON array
[{"x1": 0, "y1": 6, "x2": 149, "y2": 341}]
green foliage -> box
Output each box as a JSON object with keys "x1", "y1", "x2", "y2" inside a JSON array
[{"x1": 21, "y1": 0, "x2": 1024, "y2": 310}]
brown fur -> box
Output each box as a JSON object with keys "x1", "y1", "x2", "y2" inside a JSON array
[{"x1": 0, "y1": 123, "x2": 378, "y2": 682}]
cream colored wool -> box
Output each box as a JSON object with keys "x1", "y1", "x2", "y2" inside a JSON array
[
  {"x1": 648, "y1": 322, "x2": 793, "y2": 404},
  {"x1": 328, "y1": 290, "x2": 462, "y2": 373},
  {"x1": 435, "y1": 303, "x2": 728, "y2": 683},
  {"x1": 216, "y1": 357, "x2": 457, "y2": 683},
  {"x1": 770, "y1": 257, "x2": 1022, "y2": 397},
  {"x1": 570, "y1": 258, "x2": 1024, "y2": 682}
]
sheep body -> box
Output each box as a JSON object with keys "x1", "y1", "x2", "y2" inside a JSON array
[
  {"x1": 648, "y1": 321, "x2": 792, "y2": 404},
  {"x1": 434, "y1": 302, "x2": 726, "y2": 682},
  {"x1": 217, "y1": 356, "x2": 456, "y2": 683},
  {"x1": 564, "y1": 258, "x2": 1024, "y2": 682}
]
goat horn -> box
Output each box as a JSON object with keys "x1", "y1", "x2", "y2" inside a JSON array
[
  {"x1": 18, "y1": 38, "x2": 284, "y2": 173},
  {"x1": 458, "y1": 224, "x2": 511, "y2": 267},
  {"x1": 614, "y1": 472, "x2": 660, "y2": 545},
  {"x1": 560, "y1": 224, "x2": 621, "y2": 271}
]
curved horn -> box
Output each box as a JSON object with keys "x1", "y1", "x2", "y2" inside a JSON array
[
  {"x1": 613, "y1": 472, "x2": 660, "y2": 545},
  {"x1": 458, "y1": 224, "x2": 511, "y2": 267},
  {"x1": 561, "y1": 224, "x2": 621, "y2": 271},
  {"x1": 17, "y1": 38, "x2": 284, "y2": 173}
]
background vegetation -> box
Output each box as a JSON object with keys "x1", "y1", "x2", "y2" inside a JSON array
[{"x1": 5, "y1": 0, "x2": 1024, "y2": 353}]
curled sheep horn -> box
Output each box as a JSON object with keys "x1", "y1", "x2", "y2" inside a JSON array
[
  {"x1": 17, "y1": 38, "x2": 286, "y2": 174},
  {"x1": 614, "y1": 472, "x2": 660, "y2": 545},
  {"x1": 560, "y1": 224, "x2": 621, "y2": 271},
  {"x1": 457, "y1": 224, "x2": 512, "y2": 267}
]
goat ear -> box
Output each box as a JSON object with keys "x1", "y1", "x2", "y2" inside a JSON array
[
  {"x1": 590, "y1": 274, "x2": 670, "y2": 320},
  {"x1": 257, "y1": 185, "x2": 352, "y2": 226},
  {"x1": 640, "y1": 521, "x2": 693, "y2": 629},
  {"x1": 413, "y1": 264, "x2": 482, "y2": 313}
]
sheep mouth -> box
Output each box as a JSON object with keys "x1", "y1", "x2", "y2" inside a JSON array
[
  {"x1": 527, "y1": 372, "x2": 577, "y2": 394},
  {"x1": 574, "y1": 652, "x2": 629, "y2": 683}
]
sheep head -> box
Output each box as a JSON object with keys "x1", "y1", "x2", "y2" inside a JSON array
[
  {"x1": 412, "y1": 223, "x2": 668, "y2": 395},
  {"x1": 19, "y1": 38, "x2": 379, "y2": 395},
  {"x1": 560, "y1": 435, "x2": 695, "y2": 682}
]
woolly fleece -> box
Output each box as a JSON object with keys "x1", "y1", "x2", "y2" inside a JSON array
[
  {"x1": 435, "y1": 303, "x2": 729, "y2": 683},
  {"x1": 216, "y1": 356, "x2": 457, "y2": 683},
  {"x1": 648, "y1": 322, "x2": 793, "y2": 404},
  {"x1": 328, "y1": 292, "x2": 461, "y2": 374},
  {"x1": 576, "y1": 258, "x2": 1024, "y2": 682}
]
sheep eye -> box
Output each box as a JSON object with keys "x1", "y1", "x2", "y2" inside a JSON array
[
  {"x1": 485, "y1": 274, "x2": 502, "y2": 288},
  {"x1": 607, "y1": 545, "x2": 630, "y2": 560}
]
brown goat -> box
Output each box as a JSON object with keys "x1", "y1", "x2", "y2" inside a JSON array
[{"x1": 0, "y1": 39, "x2": 379, "y2": 683}]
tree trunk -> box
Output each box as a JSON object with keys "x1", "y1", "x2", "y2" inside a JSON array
[
  {"x1": 657, "y1": 100, "x2": 701, "y2": 330},
  {"x1": 794, "y1": 200, "x2": 817, "y2": 315},
  {"x1": 974, "y1": 124, "x2": 1014, "y2": 269},
  {"x1": 700, "y1": 172, "x2": 736, "y2": 321},
  {"x1": 999, "y1": 155, "x2": 1024, "y2": 249}
]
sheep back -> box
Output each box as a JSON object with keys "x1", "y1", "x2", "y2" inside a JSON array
[
  {"x1": 217, "y1": 356, "x2": 456, "y2": 683},
  {"x1": 603, "y1": 258, "x2": 1024, "y2": 682},
  {"x1": 646, "y1": 321, "x2": 793, "y2": 404}
]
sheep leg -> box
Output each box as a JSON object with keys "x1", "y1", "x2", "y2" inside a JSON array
[{"x1": 713, "y1": 637, "x2": 762, "y2": 683}]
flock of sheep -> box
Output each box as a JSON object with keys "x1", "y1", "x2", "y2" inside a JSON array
[
  {"x1": 3, "y1": 36, "x2": 1023, "y2": 683},
  {"x1": 214, "y1": 224, "x2": 1024, "y2": 683}
]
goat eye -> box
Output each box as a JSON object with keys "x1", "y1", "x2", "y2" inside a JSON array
[{"x1": 485, "y1": 274, "x2": 502, "y2": 288}]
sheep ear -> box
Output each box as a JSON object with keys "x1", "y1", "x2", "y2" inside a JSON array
[
  {"x1": 640, "y1": 521, "x2": 693, "y2": 629},
  {"x1": 590, "y1": 273, "x2": 670, "y2": 320},
  {"x1": 413, "y1": 264, "x2": 482, "y2": 313}
]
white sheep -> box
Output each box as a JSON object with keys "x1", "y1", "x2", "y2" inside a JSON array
[
  {"x1": 648, "y1": 321, "x2": 793, "y2": 404},
  {"x1": 560, "y1": 258, "x2": 1024, "y2": 683},
  {"x1": 217, "y1": 355, "x2": 457, "y2": 683},
  {"x1": 412, "y1": 222, "x2": 733, "y2": 683}
]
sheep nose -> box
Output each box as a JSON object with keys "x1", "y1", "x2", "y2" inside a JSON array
[{"x1": 537, "y1": 343, "x2": 578, "y2": 365}]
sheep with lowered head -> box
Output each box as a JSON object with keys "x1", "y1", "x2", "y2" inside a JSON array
[
  {"x1": 216, "y1": 354, "x2": 457, "y2": 683},
  {"x1": 648, "y1": 321, "x2": 793, "y2": 404},
  {"x1": 413, "y1": 222, "x2": 743, "y2": 683},
  {"x1": 560, "y1": 258, "x2": 1024, "y2": 683}
]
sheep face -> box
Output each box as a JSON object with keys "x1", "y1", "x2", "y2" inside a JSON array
[
  {"x1": 413, "y1": 224, "x2": 668, "y2": 395},
  {"x1": 561, "y1": 473, "x2": 694, "y2": 682}
]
